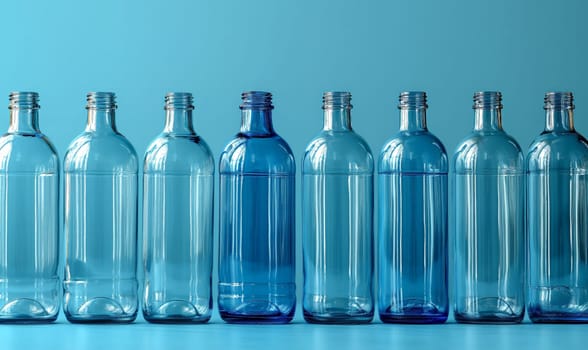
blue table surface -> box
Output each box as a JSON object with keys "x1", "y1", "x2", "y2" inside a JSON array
[{"x1": 0, "y1": 314, "x2": 586, "y2": 350}]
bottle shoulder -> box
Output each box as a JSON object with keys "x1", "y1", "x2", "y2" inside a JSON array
[
  {"x1": 144, "y1": 133, "x2": 214, "y2": 174},
  {"x1": 527, "y1": 131, "x2": 588, "y2": 171},
  {"x1": 220, "y1": 134, "x2": 295, "y2": 174},
  {"x1": 64, "y1": 131, "x2": 138, "y2": 173},
  {"x1": 302, "y1": 130, "x2": 373, "y2": 174},
  {"x1": 453, "y1": 131, "x2": 523, "y2": 173},
  {"x1": 0, "y1": 132, "x2": 59, "y2": 172},
  {"x1": 378, "y1": 131, "x2": 447, "y2": 173}
]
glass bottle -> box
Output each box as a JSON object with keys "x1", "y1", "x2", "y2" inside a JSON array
[
  {"x1": 453, "y1": 91, "x2": 525, "y2": 323},
  {"x1": 0, "y1": 92, "x2": 60, "y2": 323},
  {"x1": 63, "y1": 92, "x2": 139, "y2": 323},
  {"x1": 377, "y1": 91, "x2": 448, "y2": 324},
  {"x1": 527, "y1": 92, "x2": 588, "y2": 323},
  {"x1": 302, "y1": 91, "x2": 374, "y2": 324},
  {"x1": 218, "y1": 91, "x2": 296, "y2": 324},
  {"x1": 142, "y1": 92, "x2": 214, "y2": 323}
]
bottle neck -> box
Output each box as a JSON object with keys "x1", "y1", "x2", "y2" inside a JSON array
[
  {"x1": 164, "y1": 109, "x2": 195, "y2": 134},
  {"x1": 399, "y1": 109, "x2": 427, "y2": 131},
  {"x1": 474, "y1": 108, "x2": 503, "y2": 131},
  {"x1": 240, "y1": 108, "x2": 274, "y2": 136},
  {"x1": 86, "y1": 108, "x2": 117, "y2": 133},
  {"x1": 323, "y1": 108, "x2": 351, "y2": 131},
  {"x1": 545, "y1": 109, "x2": 574, "y2": 132},
  {"x1": 9, "y1": 108, "x2": 39, "y2": 133}
]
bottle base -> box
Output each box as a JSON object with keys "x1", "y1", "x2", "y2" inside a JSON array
[
  {"x1": 65, "y1": 314, "x2": 137, "y2": 324},
  {"x1": 379, "y1": 302, "x2": 448, "y2": 324},
  {"x1": 529, "y1": 307, "x2": 588, "y2": 323},
  {"x1": 143, "y1": 300, "x2": 211, "y2": 324},
  {"x1": 303, "y1": 310, "x2": 373, "y2": 324},
  {"x1": 454, "y1": 312, "x2": 523, "y2": 324},
  {"x1": 0, "y1": 315, "x2": 58, "y2": 324},
  {"x1": 220, "y1": 311, "x2": 293, "y2": 324}
]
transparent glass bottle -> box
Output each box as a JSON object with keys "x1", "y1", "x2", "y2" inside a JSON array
[
  {"x1": 0, "y1": 92, "x2": 60, "y2": 323},
  {"x1": 63, "y1": 92, "x2": 139, "y2": 323},
  {"x1": 302, "y1": 91, "x2": 374, "y2": 324},
  {"x1": 142, "y1": 92, "x2": 214, "y2": 323},
  {"x1": 527, "y1": 92, "x2": 588, "y2": 323},
  {"x1": 378, "y1": 91, "x2": 448, "y2": 324},
  {"x1": 218, "y1": 91, "x2": 296, "y2": 324},
  {"x1": 453, "y1": 91, "x2": 525, "y2": 323}
]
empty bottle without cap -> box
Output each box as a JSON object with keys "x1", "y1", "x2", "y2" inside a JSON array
[
  {"x1": 63, "y1": 92, "x2": 139, "y2": 323},
  {"x1": 0, "y1": 92, "x2": 60, "y2": 323}
]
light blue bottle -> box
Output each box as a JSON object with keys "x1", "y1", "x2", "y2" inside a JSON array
[
  {"x1": 63, "y1": 92, "x2": 139, "y2": 323},
  {"x1": 218, "y1": 91, "x2": 296, "y2": 324},
  {"x1": 302, "y1": 91, "x2": 374, "y2": 324},
  {"x1": 527, "y1": 92, "x2": 588, "y2": 323},
  {"x1": 378, "y1": 91, "x2": 448, "y2": 324},
  {"x1": 453, "y1": 91, "x2": 525, "y2": 323},
  {"x1": 0, "y1": 92, "x2": 59, "y2": 323},
  {"x1": 142, "y1": 92, "x2": 214, "y2": 323}
]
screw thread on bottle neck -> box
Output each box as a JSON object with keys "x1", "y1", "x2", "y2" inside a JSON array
[
  {"x1": 9, "y1": 91, "x2": 40, "y2": 110},
  {"x1": 398, "y1": 91, "x2": 427, "y2": 110},
  {"x1": 86, "y1": 92, "x2": 117, "y2": 110},
  {"x1": 322, "y1": 91, "x2": 352, "y2": 110},
  {"x1": 165, "y1": 92, "x2": 194, "y2": 110},
  {"x1": 544, "y1": 92, "x2": 574, "y2": 110},
  {"x1": 240, "y1": 91, "x2": 273, "y2": 110},
  {"x1": 473, "y1": 91, "x2": 502, "y2": 110}
]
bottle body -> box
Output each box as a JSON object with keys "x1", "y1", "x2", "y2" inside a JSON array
[
  {"x1": 63, "y1": 92, "x2": 139, "y2": 323},
  {"x1": 527, "y1": 92, "x2": 588, "y2": 323},
  {"x1": 218, "y1": 92, "x2": 296, "y2": 323},
  {"x1": 142, "y1": 93, "x2": 214, "y2": 323},
  {"x1": 0, "y1": 92, "x2": 60, "y2": 322},
  {"x1": 378, "y1": 92, "x2": 448, "y2": 323},
  {"x1": 302, "y1": 92, "x2": 374, "y2": 324},
  {"x1": 453, "y1": 92, "x2": 525, "y2": 323}
]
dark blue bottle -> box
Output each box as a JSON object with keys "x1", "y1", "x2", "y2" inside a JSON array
[
  {"x1": 453, "y1": 91, "x2": 525, "y2": 324},
  {"x1": 218, "y1": 91, "x2": 296, "y2": 324},
  {"x1": 527, "y1": 92, "x2": 588, "y2": 323},
  {"x1": 378, "y1": 91, "x2": 448, "y2": 324},
  {"x1": 302, "y1": 92, "x2": 374, "y2": 324}
]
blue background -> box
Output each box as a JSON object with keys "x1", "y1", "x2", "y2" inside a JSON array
[{"x1": 1, "y1": 0, "x2": 588, "y2": 348}]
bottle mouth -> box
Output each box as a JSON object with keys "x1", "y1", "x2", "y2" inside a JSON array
[
  {"x1": 544, "y1": 91, "x2": 574, "y2": 110},
  {"x1": 165, "y1": 92, "x2": 194, "y2": 110},
  {"x1": 473, "y1": 91, "x2": 502, "y2": 109},
  {"x1": 240, "y1": 91, "x2": 273, "y2": 110},
  {"x1": 9, "y1": 91, "x2": 40, "y2": 110},
  {"x1": 398, "y1": 91, "x2": 427, "y2": 110},
  {"x1": 322, "y1": 91, "x2": 352, "y2": 110},
  {"x1": 86, "y1": 92, "x2": 117, "y2": 110}
]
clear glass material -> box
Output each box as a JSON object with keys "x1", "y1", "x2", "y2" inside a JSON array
[
  {"x1": 453, "y1": 91, "x2": 525, "y2": 323},
  {"x1": 0, "y1": 92, "x2": 60, "y2": 323},
  {"x1": 142, "y1": 92, "x2": 214, "y2": 323},
  {"x1": 218, "y1": 91, "x2": 296, "y2": 324},
  {"x1": 378, "y1": 92, "x2": 448, "y2": 324},
  {"x1": 63, "y1": 92, "x2": 139, "y2": 323},
  {"x1": 527, "y1": 92, "x2": 588, "y2": 323},
  {"x1": 302, "y1": 92, "x2": 374, "y2": 324}
]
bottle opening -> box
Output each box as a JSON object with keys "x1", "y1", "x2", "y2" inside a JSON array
[
  {"x1": 165, "y1": 92, "x2": 194, "y2": 110},
  {"x1": 86, "y1": 92, "x2": 117, "y2": 110},
  {"x1": 240, "y1": 91, "x2": 273, "y2": 110},
  {"x1": 473, "y1": 91, "x2": 502, "y2": 109},
  {"x1": 322, "y1": 91, "x2": 352, "y2": 110},
  {"x1": 398, "y1": 91, "x2": 427, "y2": 110},
  {"x1": 9, "y1": 91, "x2": 40, "y2": 110},
  {"x1": 544, "y1": 92, "x2": 574, "y2": 110}
]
